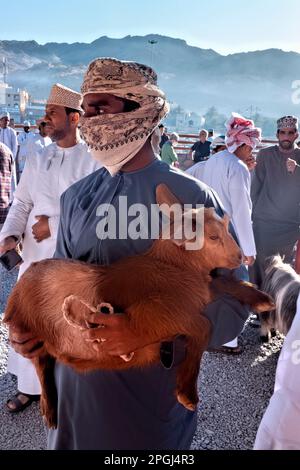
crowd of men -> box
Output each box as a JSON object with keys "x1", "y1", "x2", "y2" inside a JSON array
[{"x1": 0, "y1": 57, "x2": 299, "y2": 450}]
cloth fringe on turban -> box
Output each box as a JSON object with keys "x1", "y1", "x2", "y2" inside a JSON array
[{"x1": 80, "y1": 58, "x2": 169, "y2": 175}]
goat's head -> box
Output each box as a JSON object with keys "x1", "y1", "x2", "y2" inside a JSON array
[{"x1": 155, "y1": 184, "x2": 242, "y2": 271}]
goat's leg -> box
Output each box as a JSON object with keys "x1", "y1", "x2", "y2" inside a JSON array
[
  {"x1": 33, "y1": 354, "x2": 58, "y2": 429},
  {"x1": 211, "y1": 277, "x2": 275, "y2": 312},
  {"x1": 176, "y1": 338, "x2": 204, "y2": 411},
  {"x1": 175, "y1": 315, "x2": 211, "y2": 411}
]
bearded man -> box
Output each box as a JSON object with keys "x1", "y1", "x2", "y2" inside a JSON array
[
  {"x1": 0, "y1": 84, "x2": 99, "y2": 413},
  {"x1": 250, "y1": 116, "x2": 300, "y2": 288}
]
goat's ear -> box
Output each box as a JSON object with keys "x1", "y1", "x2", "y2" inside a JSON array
[
  {"x1": 222, "y1": 213, "x2": 230, "y2": 228},
  {"x1": 156, "y1": 184, "x2": 182, "y2": 208}
]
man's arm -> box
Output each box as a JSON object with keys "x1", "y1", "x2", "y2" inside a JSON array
[
  {"x1": 167, "y1": 145, "x2": 178, "y2": 164},
  {"x1": 54, "y1": 192, "x2": 73, "y2": 259},
  {"x1": 11, "y1": 128, "x2": 18, "y2": 160},
  {"x1": 0, "y1": 155, "x2": 34, "y2": 245},
  {"x1": 251, "y1": 150, "x2": 266, "y2": 211},
  {"x1": 203, "y1": 294, "x2": 249, "y2": 348},
  {"x1": 228, "y1": 166, "x2": 256, "y2": 258},
  {"x1": 8, "y1": 191, "x2": 72, "y2": 360},
  {"x1": 188, "y1": 143, "x2": 196, "y2": 160}
]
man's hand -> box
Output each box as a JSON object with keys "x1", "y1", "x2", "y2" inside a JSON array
[
  {"x1": 286, "y1": 158, "x2": 298, "y2": 174},
  {"x1": 9, "y1": 325, "x2": 44, "y2": 359},
  {"x1": 245, "y1": 155, "x2": 257, "y2": 171},
  {"x1": 243, "y1": 255, "x2": 256, "y2": 266},
  {"x1": 82, "y1": 313, "x2": 146, "y2": 356},
  {"x1": 32, "y1": 215, "x2": 51, "y2": 243},
  {"x1": 82, "y1": 312, "x2": 166, "y2": 357},
  {"x1": 0, "y1": 237, "x2": 17, "y2": 255},
  {"x1": 0, "y1": 236, "x2": 18, "y2": 255}
]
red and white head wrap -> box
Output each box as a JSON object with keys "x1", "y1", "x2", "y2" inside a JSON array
[{"x1": 225, "y1": 113, "x2": 261, "y2": 154}]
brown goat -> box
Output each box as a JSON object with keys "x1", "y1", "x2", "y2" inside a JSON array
[{"x1": 4, "y1": 184, "x2": 274, "y2": 428}]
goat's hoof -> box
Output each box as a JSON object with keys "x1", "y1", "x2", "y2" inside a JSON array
[
  {"x1": 176, "y1": 392, "x2": 198, "y2": 411},
  {"x1": 43, "y1": 412, "x2": 57, "y2": 429},
  {"x1": 260, "y1": 333, "x2": 271, "y2": 343},
  {"x1": 40, "y1": 400, "x2": 57, "y2": 429}
]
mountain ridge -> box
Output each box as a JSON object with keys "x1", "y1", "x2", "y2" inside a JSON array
[{"x1": 0, "y1": 34, "x2": 299, "y2": 117}]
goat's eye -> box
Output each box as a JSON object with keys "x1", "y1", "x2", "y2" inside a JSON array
[{"x1": 209, "y1": 235, "x2": 219, "y2": 240}]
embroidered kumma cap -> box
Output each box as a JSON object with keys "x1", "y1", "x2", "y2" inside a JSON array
[
  {"x1": 47, "y1": 83, "x2": 83, "y2": 112},
  {"x1": 277, "y1": 115, "x2": 298, "y2": 130}
]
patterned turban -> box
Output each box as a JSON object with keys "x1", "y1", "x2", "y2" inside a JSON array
[
  {"x1": 277, "y1": 115, "x2": 298, "y2": 130},
  {"x1": 80, "y1": 57, "x2": 170, "y2": 175},
  {"x1": 225, "y1": 113, "x2": 262, "y2": 154}
]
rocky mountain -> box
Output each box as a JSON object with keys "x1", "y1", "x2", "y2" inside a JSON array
[{"x1": 0, "y1": 34, "x2": 299, "y2": 117}]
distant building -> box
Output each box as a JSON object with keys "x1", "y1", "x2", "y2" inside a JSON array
[
  {"x1": 26, "y1": 100, "x2": 46, "y2": 123},
  {"x1": 0, "y1": 82, "x2": 45, "y2": 124},
  {"x1": 0, "y1": 81, "x2": 29, "y2": 114}
]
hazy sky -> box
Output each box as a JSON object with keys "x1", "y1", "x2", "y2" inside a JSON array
[{"x1": 2, "y1": 0, "x2": 300, "y2": 55}]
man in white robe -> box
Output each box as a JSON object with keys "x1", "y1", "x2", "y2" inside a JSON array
[
  {"x1": 186, "y1": 135, "x2": 227, "y2": 180},
  {"x1": 16, "y1": 120, "x2": 35, "y2": 179},
  {"x1": 0, "y1": 112, "x2": 18, "y2": 197},
  {"x1": 200, "y1": 114, "x2": 261, "y2": 353},
  {"x1": 27, "y1": 120, "x2": 52, "y2": 155},
  {"x1": 0, "y1": 83, "x2": 99, "y2": 412},
  {"x1": 254, "y1": 292, "x2": 300, "y2": 450}
]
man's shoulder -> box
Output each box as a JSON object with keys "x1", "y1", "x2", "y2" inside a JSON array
[
  {"x1": 75, "y1": 140, "x2": 90, "y2": 154},
  {"x1": 162, "y1": 140, "x2": 171, "y2": 149},
  {"x1": 192, "y1": 140, "x2": 201, "y2": 148},
  {"x1": 61, "y1": 167, "x2": 106, "y2": 203},
  {"x1": 257, "y1": 145, "x2": 278, "y2": 158},
  {"x1": 159, "y1": 163, "x2": 222, "y2": 207}
]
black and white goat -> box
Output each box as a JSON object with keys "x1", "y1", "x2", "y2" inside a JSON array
[{"x1": 261, "y1": 255, "x2": 300, "y2": 339}]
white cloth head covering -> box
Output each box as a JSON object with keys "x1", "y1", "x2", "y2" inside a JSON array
[
  {"x1": 23, "y1": 120, "x2": 31, "y2": 127},
  {"x1": 0, "y1": 111, "x2": 10, "y2": 120},
  {"x1": 277, "y1": 115, "x2": 298, "y2": 130},
  {"x1": 47, "y1": 83, "x2": 83, "y2": 112},
  {"x1": 211, "y1": 135, "x2": 226, "y2": 149},
  {"x1": 225, "y1": 113, "x2": 261, "y2": 153},
  {"x1": 80, "y1": 57, "x2": 170, "y2": 175}
]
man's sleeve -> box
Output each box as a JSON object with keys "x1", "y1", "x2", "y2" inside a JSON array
[
  {"x1": 11, "y1": 129, "x2": 18, "y2": 159},
  {"x1": 203, "y1": 295, "x2": 249, "y2": 347},
  {"x1": 168, "y1": 146, "x2": 178, "y2": 163},
  {"x1": 0, "y1": 156, "x2": 33, "y2": 242},
  {"x1": 54, "y1": 192, "x2": 73, "y2": 259},
  {"x1": 251, "y1": 150, "x2": 266, "y2": 211},
  {"x1": 202, "y1": 187, "x2": 250, "y2": 345},
  {"x1": 48, "y1": 215, "x2": 60, "y2": 240},
  {"x1": 228, "y1": 166, "x2": 256, "y2": 256}
]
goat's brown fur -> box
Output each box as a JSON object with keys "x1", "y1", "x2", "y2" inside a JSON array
[{"x1": 4, "y1": 184, "x2": 274, "y2": 428}]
